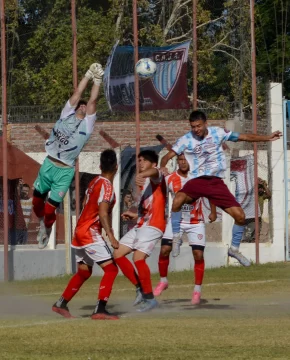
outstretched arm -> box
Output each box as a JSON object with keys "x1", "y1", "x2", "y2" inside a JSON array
[
  {"x1": 160, "y1": 150, "x2": 177, "y2": 175},
  {"x1": 135, "y1": 167, "x2": 160, "y2": 187},
  {"x1": 237, "y1": 131, "x2": 282, "y2": 142},
  {"x1": 68, "y1": 63, "x2": 104, "y2": 109},
  {"x1": 69, "y1": 77, "x2": 90, "y2": 108}
]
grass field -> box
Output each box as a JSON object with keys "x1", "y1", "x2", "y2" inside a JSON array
[{"x1": 0, "y1": 262, "x2": 290, "y2": 360}]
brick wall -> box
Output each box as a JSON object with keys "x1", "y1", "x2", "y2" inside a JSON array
[{"x1": 9, "y1": 119, "x2": 226, "y2": 152}]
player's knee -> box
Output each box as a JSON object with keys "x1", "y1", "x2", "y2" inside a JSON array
[
  {"x1": 47, "y1": 198, "x2": 61, "y2": 209},
  {"x1": 172, "y1": 192, "x2": 186, "y2": 212},
  {"x1": 234, "y1": 209, "x2": 245, "y2": 225},
  {"x1": 160, "y1": 246, "x2": 171, "y2": 257},
  {"x1": 77, "y1": 264, "x2": 92, "y2": 280},
  {"x1": 33, "y1": 189, "x2": 47, "y2": 200},
  {"x1": 193, "y1": 250, "x2": 204, "y2": 261}
]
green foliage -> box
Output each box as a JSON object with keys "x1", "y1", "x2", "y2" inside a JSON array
[{"x1": 4, "y1": 0, "x2": 290, "y2": 115}]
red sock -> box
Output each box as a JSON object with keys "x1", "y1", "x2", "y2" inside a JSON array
[
  {"x1": 194, "y1": 259, "x2": 205, "y2": 285},
  {"x1": 115, "y1": 257, "x2": 140, "y2": 287},
  {"x1": 32, "y1": 196, "x2": 45, "y2": 218},
  {"x1": 62, "y1": 268, "x2": 92, "y2": 301},
  {"x1": 98, "y1": 263, "x2": 118, "y2": 301},
  {"x1": 134, "y1": 259, "x2": 152, "y2": 295},
  {"x1": 158, "y1": 254, "x2": 170, "y2": 278},
  {"x1": 44, "y1": 202, "x2": 56, "y2": 228}
]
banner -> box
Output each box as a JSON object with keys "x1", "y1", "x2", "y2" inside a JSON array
[
  {"x1": 104, "y1": 41, "x2": 191, "y2": 111},
  {"x1": 230, "y1": 154, "x2": 260, "y2": 219}
]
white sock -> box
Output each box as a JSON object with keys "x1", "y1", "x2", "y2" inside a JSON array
[
  {"x1": 160, "y1": 277, "x2": 168, "y2": 283},
  {"x1": 230, "y1": 245, "x2": 239, "y2": 251},
  {"x1": 194, "y1": 284, "x2": 201, "y2": 293}
]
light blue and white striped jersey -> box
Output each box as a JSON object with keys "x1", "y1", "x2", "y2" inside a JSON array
[
  {"x1": 45, "y1": 101, "x2": 96, "y2": 167},
  {"x1": 172, "y1": 127, "x2": 239, "y2": 179}
]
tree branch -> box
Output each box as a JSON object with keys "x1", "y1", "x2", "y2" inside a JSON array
[{"x1": 212, "y1": 49, "x2": 249, "y2": 77}]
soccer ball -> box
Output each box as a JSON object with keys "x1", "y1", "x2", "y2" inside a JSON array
[{"x1": 135, "y1": 58, "x2": 157, "y2": 79}]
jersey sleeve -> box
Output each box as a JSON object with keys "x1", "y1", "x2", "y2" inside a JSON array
[
  {"x1": 150, "y1": 167, "x2": 164, "y2": 184},
  {"x1": 220, "y1": 128, "x2": 240, "y2": 142},
  {"x1": 84, "y1": 113, "x2": 97, "y2": 134},
  {"x1": 171, "y1": 135, "x2": 188, "y2": 155},
  {"x1": 60, "y1": 100, "x2": 76, "y2": 119},
  {"x1": 98, "y1": 180, "x2": 114, "y2": 205}
]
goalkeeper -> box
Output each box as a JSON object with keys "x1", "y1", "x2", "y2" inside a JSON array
[{"x1": 33, "y1": 63, "x2": 104, "y2": 249}]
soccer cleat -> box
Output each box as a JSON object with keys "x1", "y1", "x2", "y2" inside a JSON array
[
  {"x1": 91, "y1": 310, "x2": 119, "y2": 320},
  {"x1": 52, "y1": 303, "x2": 74, "y2": 319},
  {"x1": 133, "y1": 287, "x2": 144, "y2": 306},
  {"x1": 172, "y1": 233, "x2": 182, "y2": 257},
  {"x1": 191, "y1": 291, "x2": 201, "y2": 305},
  {"x1": 228, "y1": 247, "x2": 251, "y2": 267},
  {"x1": 153, "y1": 281, "x2": 168, "y2": 296},
  {"x1": 137, "y1": 298, "x2": 159, "y2": 313}
]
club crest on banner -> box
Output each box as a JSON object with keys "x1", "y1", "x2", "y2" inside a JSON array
[
  {"x1": 104, "y1": 41, "x2": 191, "y2": 111},
  {"x1": 152, "y1": 50, "x2": 184, "y2": 100}
]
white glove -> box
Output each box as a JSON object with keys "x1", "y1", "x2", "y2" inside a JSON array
[
  {"x1": 85, "y1": 63, "x2": 104, "y2": 83},
  {"x1": 92, "y1": 65, "x2": 104, "y2": 86}
]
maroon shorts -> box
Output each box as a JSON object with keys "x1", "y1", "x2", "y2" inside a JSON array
[{"x1": 181, "y1": 176, "x2": 241, "y2": 210}]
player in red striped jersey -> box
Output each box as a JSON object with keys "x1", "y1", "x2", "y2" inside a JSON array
[
  {"x1": 52, "y1": 149, "x2": 120, "y2": 320},
  {"x1": 114, "y1": 150, "x2": 167, "y2": 312},
  {"x1": 154, "y1": 154, "x2": 216, "y2": 305}
]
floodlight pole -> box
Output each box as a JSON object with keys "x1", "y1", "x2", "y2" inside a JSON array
[
  {"x1": 1, "y1": 0, "x2": 9, "y2": 281},
  {"x1": 250, "y1": 0, "x2": 259, "y2": 264},
  {"x1": 133, "y1": 0, "x2": 140, "y2": 174},
  {"x1": 192, "y1": 0, "x2": 198, "y2": 109},
  {"x1": 71, "y1": 0, "x2": 80, "y2": 221}
]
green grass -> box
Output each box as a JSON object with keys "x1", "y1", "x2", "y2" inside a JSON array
[{"x1": 0, "y1": 262, "x2": 290, "y2": 360}]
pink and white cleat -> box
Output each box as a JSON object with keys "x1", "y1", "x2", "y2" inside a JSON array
[
  {"x1": 153, "y1": 281, "x2": 168, "y2": 296},
  {"x1": 191, "y1": 291, "x2": 201, "y2": 305}
]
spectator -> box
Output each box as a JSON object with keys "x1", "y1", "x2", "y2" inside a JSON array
[
  {"x1": 242, "y1": 177, "x2": 271, "y2": 243},
  {"x1": 121, "y1": 189, "x2": 137, "y2": 237},
  {"x1": 16, "y1": 179, "x2": 33, "y2": 244}
]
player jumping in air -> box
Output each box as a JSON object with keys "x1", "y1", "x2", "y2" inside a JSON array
[
  {"x1": 32, "y1": 63, "x2": 104, "y2": 249},
  {"x1": 52, "y1": 149, "x2": 120, "y2": 320},
  {"x1": 114, "y1": 150, "x2": 167, "y2": 312},
  {"x1": 160, "y1": 110, "x2": 282, "y2": 266},
  {"x1": 153, "y1": 154, "x2": 216, "y2": 305}
]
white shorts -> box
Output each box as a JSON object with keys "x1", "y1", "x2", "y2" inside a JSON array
[
  {"x1": 163, "y1": 221, "x2": 206, "y2": 247},
  {"x1": 74, "y1": 238, "x2": 113, "y2": 267},
  {"x1": 120, "y1": 226, "x2": 163, "y2": 256}
]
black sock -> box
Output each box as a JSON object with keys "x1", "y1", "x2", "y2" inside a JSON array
[
  {"x1": 143, "y1": 292, "x2": 154, "y2": 300},
  {"x1": 94, "y1": 300, "x2": 107, "y2": 314},
  {"x1": 55, "y1": 296, "x2": 68, "y2": 308}
]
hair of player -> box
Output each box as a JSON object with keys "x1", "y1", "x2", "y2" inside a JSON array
[
  {"x1": 138, "y1": 150, "x2": 159, "y2": 165},
  {"x1": 100, "y1": 149, "x2": 117, "y2": 173},
  {"x1": 22, "y1": 183, "x2": 30, "y2": 188},
  {"x1": 75, "y1": 99, "x2": 88, "y2": 111},
  {"x1": 189, "y1": 110, "x2": 207, "y2": 122}
]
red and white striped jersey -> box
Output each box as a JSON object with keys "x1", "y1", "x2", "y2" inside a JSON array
[
  {"x1": 136, "y1": 170, "x2": 167, "y2": 232},
  {"x1": 72, "y1": 176, "x2": 115, "y2": 248},
  {"x1": 166, "y1": 171, "x2": 204, "y2": 224}
]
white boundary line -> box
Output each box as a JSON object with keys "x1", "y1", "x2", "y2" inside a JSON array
[{"x1": 16, "y1": 279, "x2": 280, "y2": 297}]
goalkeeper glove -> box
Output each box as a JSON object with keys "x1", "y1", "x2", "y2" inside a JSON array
[{"x1": 85, "y1": 63, "x2": 104, "y2": 83}]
